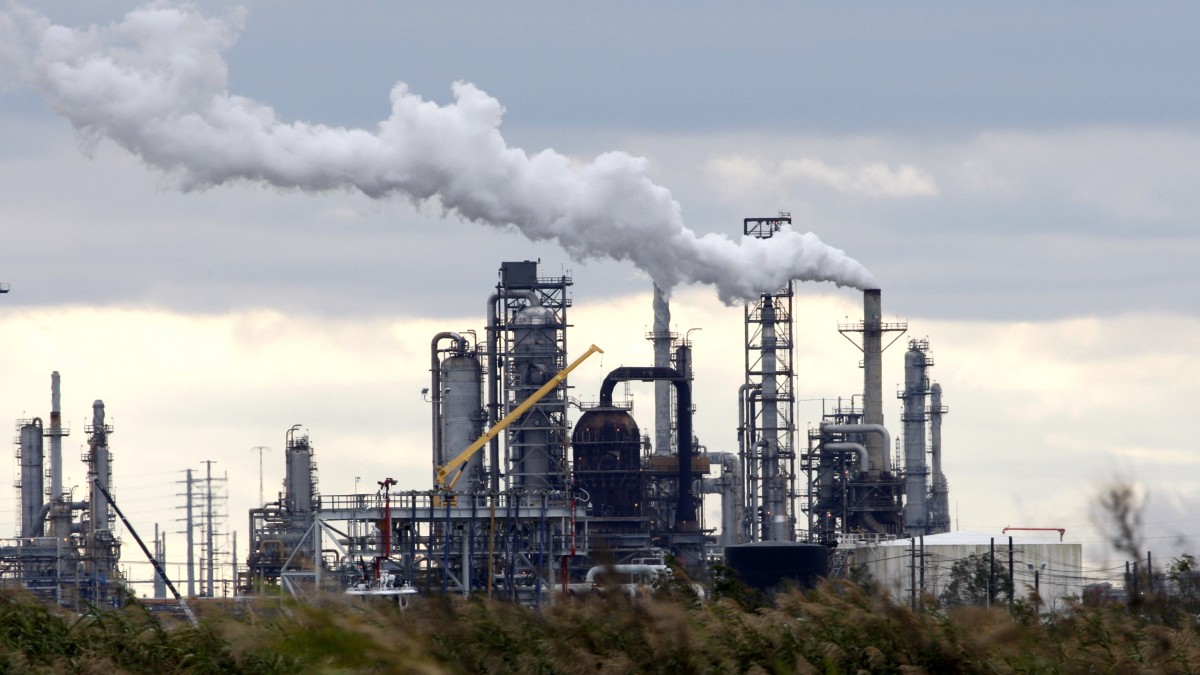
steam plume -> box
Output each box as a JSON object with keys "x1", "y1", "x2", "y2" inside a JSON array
[{"x1": 1, "y1": 4, "x2": 876, "y2": 301}]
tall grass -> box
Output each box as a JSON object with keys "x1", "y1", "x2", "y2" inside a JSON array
[{"x1": 3, "y1": 581, "x2": 1200, "y2": 673}]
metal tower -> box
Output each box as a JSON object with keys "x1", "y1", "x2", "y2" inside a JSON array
[
  {"x1": 490, "y1": 261, "x2": 572, "y2": 491},
  {"x1": 742, "y1": 215, "x2": 797, "y2": 542}
]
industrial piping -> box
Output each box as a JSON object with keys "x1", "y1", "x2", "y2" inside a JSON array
[
  {"x1": 598, "y1": 367, "x2": 696, "y2": 529},
  {"x1": 820, "y1": 422, "x2": 892, "y2": 474},
  {"x1": 823, "y1": 442, "x2": 870, "y2": 475}
]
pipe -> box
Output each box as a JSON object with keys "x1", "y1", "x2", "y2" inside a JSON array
[
  {"x1": 599, "y1": 366, "x2": 696, "y2": 529},
  {"x1": 820, "y1": 423, "x2": 892, "y2": 473},
  {"x1": 585, "y1": 563, "x2": 668, "y2": 584},
  {"x1": 485, "y1": 293, "x2": 501, "y2": 492},
  {"x1": 24, "y1": 501, "x2": 53, "y2": 538},
  {"x1": 736, "y1": 383, "x2": 760, "y2": 543},
  {"x1": 706, "y1": 451, "x2": 744, "y2": 547},
  {"x1": 824, "y1": 442, "x2": 870, "y2": 475}
]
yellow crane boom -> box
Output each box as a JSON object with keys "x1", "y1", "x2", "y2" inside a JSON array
[{"x1": 436, "y1": 343, "x2": 603, "y2": 492}]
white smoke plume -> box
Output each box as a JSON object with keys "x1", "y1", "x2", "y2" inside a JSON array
[{"x1": 1, "y1": 3, "x2": 877, "y2": 301}]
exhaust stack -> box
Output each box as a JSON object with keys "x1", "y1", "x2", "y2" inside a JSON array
[
  {"x1": 838, "y1": 289, "x2": 905, "y2": 474},
  {"x1": 862, "y1": 289, "x2": 885, "y2": 471}
]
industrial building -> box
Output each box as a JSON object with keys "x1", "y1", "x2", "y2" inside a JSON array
[
  {"x1": 5, "y1": 217, "x2": 961, "y2": 605},
  {"x1": 1, "y1": 373, "x2": 127, "y2": 609},
  {"x1": 234, "y1": 215, "x2": 956, "y2": 602}
]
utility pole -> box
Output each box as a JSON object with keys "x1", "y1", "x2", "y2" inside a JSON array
[
  {"x1": 909, "y1": 538, "x2": 917, "y2": 611},
  {"x1": 176, "y1": 469, "x2": 196, "y2": 597},
  {"x1": 232, "y1": 531, "x2": 238, "y2": 596},
  {"x1": 1008, "y1": 537, "x2": 1015, "y2": 611},
  {"x1": 204, "y1": 460, "x2": 216, "y2": 598}
]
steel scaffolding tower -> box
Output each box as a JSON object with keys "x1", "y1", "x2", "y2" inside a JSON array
[
  {"x1": 742, "y1": 215, "x2": 797, "y2": 542},
  {"x1": 490, "y1": 262, "x2": 573, "y2": 492}
]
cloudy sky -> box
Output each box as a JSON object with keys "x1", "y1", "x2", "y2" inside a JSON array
[{"x1": 1, "y1": 2, "x2": 1197, "y2": 591}]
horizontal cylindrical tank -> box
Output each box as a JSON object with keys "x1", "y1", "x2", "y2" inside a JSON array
[
  {"x1": 724, "y1": 542, "x2": 829, "y2": 592},
  {"x1": 572, "y1": 407, "x2": 641, "y2": 517}
]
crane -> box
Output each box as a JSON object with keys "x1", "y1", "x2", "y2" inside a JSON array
[{"x1": 435, "y1": 344, "x2": 603, "y2": 496}]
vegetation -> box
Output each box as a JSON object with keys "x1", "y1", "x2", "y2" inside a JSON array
[
  {"x1": 3, "y1": 480, "x2": 1193, "y2": 673},
  {"x1": 3, "y1": 575, "x2": 1200, "y2": 674},
  {"x1": 938, "y1": 552, "x2": 1015, "y2": 609}
]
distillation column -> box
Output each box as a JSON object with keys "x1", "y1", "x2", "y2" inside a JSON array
[
  {"x1": 900, "y1": 339, "x2": 932, "y2": 535},
  {"x1": 87, "y1": 401, "x2": 113, "y2": 535},
  {"x1": 284, "y1": 426, "x2": 316, "y2": 516},
  {"x1": 432, "y1": 333, "x2": 484, "y2": 492},
  {"x1": 18, "y1": 419, "x2": 45, "y2": 537},
  {"x1": 492, "y1": 261, "x2": 572, "y2": 491},
  {"x1": 85, "y1": 400, "x2": 121, "y2": 604},
  {"x1": 928, "y1": 383, "x2": 951, "y2": 533}
]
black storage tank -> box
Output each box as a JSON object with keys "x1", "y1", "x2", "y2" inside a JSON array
[
  {"x1": 724, "y1": 542, "x2": 829, "y2": 592},
  {"x1": 572, "y1": 407, "x2": 642, "y2": 517}
]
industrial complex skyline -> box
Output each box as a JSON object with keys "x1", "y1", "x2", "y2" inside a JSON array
[{"x1": 1, "y1": 2, "x2": 1198, "y2": 589}]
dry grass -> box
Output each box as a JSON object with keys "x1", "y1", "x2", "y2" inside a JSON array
[{"x1": 4, "y1": 581, "x2": 1200, "y2": 673}]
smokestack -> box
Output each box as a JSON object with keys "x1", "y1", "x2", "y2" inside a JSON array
[
  {"x1": 49, "y1": 371, "x2": 63, "y2": 501},
  {"x1": 2, "y1": 5, "x2": 877, "y2": 303},
  {"x1": 652, "y1": 284, "x2": 672, "y2": 455},
  {"x1": 862, "y1": 289, "x2": 885, "y2": 471}
]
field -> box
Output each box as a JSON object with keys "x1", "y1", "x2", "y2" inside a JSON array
[{"x1": 3, "y1": 576, "x2": 1200, "y2": 674}]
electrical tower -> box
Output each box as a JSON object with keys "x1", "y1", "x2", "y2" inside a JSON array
[{"x1": 176, "y1": 464, "x2": 228, "y2": 597}]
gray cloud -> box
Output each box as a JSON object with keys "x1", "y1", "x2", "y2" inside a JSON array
[{"x1": 0, "y1": 2, "x2": 877, "y2": 306}]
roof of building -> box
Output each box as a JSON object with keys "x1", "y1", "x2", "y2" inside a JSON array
[{"x1": 871, "y1": 531, "x2": 1078, "y2": 547}]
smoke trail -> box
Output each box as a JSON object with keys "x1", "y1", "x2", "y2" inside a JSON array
[{"x1": 0, "y1": 4, "x2": 877, "y2": 301}]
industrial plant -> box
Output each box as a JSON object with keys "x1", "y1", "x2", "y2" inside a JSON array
[{"x1": 3, "y1": 216, "x2": 962, "y2": 606}]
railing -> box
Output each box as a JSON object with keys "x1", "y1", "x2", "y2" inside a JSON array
[{"x1": 318, "y1": 489, "x2": 585, "y2": 513}]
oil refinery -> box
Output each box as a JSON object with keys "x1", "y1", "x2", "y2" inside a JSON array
[{"x1": 1, "y1": 215, "x2": 961, "y2": 608}]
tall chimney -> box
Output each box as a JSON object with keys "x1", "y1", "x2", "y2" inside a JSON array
[
  {"x1": 49, "y1": 372, "x2": 63, "y2": 501},
  {"x1": 862, "y1": 289, "x2": 885, "y2": 471},
  {"x1": 652, "y1": 284, "x2": 672, "y2": 455}
]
